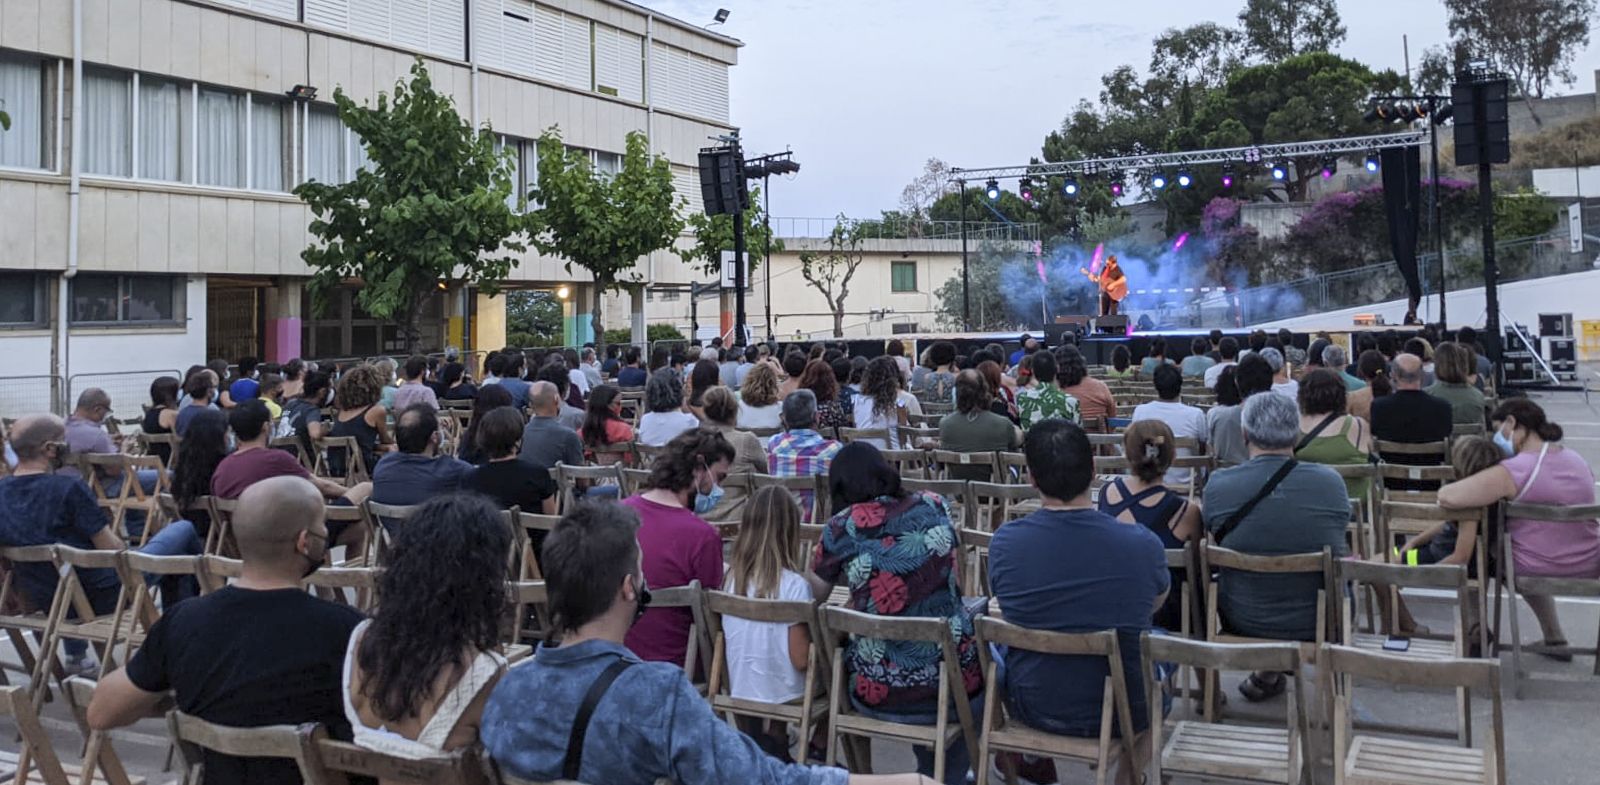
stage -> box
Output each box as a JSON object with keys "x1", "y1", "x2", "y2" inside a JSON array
[{"x1": 1073, "y1": 323, "x2": 1425, "y2": 367}]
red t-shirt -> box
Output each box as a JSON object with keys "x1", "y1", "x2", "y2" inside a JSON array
[
  {"x1": 621, "y1": 494, "x2": 724, "y2": 666},
  {"x1": 211, "y1": 447, "x2": 313, "y2": 500}
]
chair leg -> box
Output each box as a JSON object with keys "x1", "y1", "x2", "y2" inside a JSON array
[{"x1": 1507, "y1": 588, "x2": 1524, "y2": 700}]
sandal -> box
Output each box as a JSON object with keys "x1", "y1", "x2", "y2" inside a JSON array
[{"x1": 1238, "y1": 672, "x2": 1286, "y2": 703}]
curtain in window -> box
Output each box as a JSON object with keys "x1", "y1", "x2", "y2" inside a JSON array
[
  {"x1": 0, "y1": 57, "x2": 44, "y2": 169},
  {"x1": 251, "y1": 98, "x2": 286, "y2": 191},
  {"x1": 521, "y1": 142, "x2": 540, "y2": 208},
  {"x1": 305, "y1": 104, "x2": 346, "y2": 184},
  {"x1": 196, "y1": 88, "x2": 245, "y2": 187},
  {"x1": 82, "y1": 70, "x2": 132, "y2": 176},
  {"x1": 501, "y1": 137, "x2": 521, "y2": 211},
  {"x1": 138, "y1": 78, "x2": 183, "y2": 181}
]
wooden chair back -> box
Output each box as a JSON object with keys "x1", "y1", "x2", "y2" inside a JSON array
[
  {"x1": 838, "y1": 427, "x2": 890, "y2": 444},
  {"x1": 646, "y1": 580, "x2": 709, "y2": 679},
  {"x1": 314, "y1": 435, "x2": 371, "y2": 485},
  {"x1": 553, "y1": 463, "x2": 623, "y2": 513},
  {"x1": 204, "y1": 496, "x2": 241, "y2": 556},
  {"x1": 880, "y1": 448, "x2": 931, "y2": 479},
  {"x1": 633, "y1": 443, "x2": 669, "y2": 467},
  {"x1": 323, "y1": 503, "x2": 378, "y2": 567},
  {"x1": 62, "y1": 675, "x2": 141, "y2": 785},
  {"x1": 316, "y1": 738, "x2": 487, "y2": 785},
  {"x1": 1200, "y1": 544, "x2": 1335, "y2": 646},
  {"x1": 41, "y1": 546, "x2": 131, "y2": 683},
  {"x1": 166, "y1": 711, "x2": 331, "y2": 785},
  {"x1": 139, "y1": 431, "x2": 181, "y2": 470},
  {"x1": 751, "y1": 473, "x2": 828, "y2": 524},
  {"x1": 930, "y1": 450, "x2": 997, "y2": 483},
  {"x1": 0, "y1": 684, "x2": 72, "y2": 785},
  {"x1": 1373, "y1": 439, "x2": 1449, "y2": 464},
  {"x1": 1499, "y1": 502, "x2": 1600, "y2": 698},
  {"x1": 967, "y1": 482, "x2": 1039, "y2": 533},
  {"x1": 505, "y1": 579, "x2": 549, "y2": 652},
  {"x1": 901, "y1": 478, "x2": 972, "y2": 529},
  {"x1": 618, "y1": 467, "x2": 652, "y2": 497},
  {"x1": 993, "y1": 451, "x2": 1030, "y2": 484},
  {"x1": 700, "y1": 590, "x2": 829, "y2": 762},
  {"x1": 509, "y1": 510, "x2": 562, "y2": 580},
  {"x1": 303, "y1": 567, "x2": 380, "y2": 612},
  {"x1": 198, "y1": 555, "x2": 244, "y2": 593}
]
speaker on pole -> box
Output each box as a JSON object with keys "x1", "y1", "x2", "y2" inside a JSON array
[{"x1": 697, "y1": 147, "x2": 749, "y2": 216}]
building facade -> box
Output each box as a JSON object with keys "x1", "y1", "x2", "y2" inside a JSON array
[{"x1": 0, "y1": 0, "x2": 737, "y2": 407}]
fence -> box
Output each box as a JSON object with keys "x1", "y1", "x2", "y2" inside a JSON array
[
  {"x1": 67, "y1": 370, "x2": 185, "y2": 423},
  {"x1": 770, "y1": 216, "x2": 1040, "y2": 245},
  {"x1": 0, "y1": 376, "x2": 65, "y2": 420}
]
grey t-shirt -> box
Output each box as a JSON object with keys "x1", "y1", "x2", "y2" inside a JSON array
[
  {"x1": 938, "y1": 410, "x2": 1020, "y2": 481},
  {"x1": 1206, "y1": 404, "x2": 1249, "y2": 466},
  {"x1": 1202, "y1": 455, "x2": 1349, "y2": 640},
  {"x1": 518, "y1": 416, "x2": 585, "y2": 472}
]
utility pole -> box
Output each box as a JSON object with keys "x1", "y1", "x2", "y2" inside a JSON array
[{"x1": 959, "y1": 180, "x2": 971, "y2": 331}]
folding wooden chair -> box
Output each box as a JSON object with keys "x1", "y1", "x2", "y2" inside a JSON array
[
  {"x1": 197, "y1": 555, "x2": 244, "y2": 594},
  {"x1": 269, "y1": 435, "x2": 313, "y2": 472},
  {"x1": 736, "y1": 426, "x2": 782, "y2": 440},
  {"x1": 618, "y1": 467, "x2": 652, "y2": 497},
  {"x1": 324, "y1": 503, "x2": 378, "y2": 567},
  {"x1": 1143, "y1": 635, "x2": 1306, "y2": 785},
  {"x1": 820, "y1": 606, "x2": 978, "y2": 782},
  {"x1": 1500, "y1": 502, "x2": 1600, "y2": 699},
  {"x1": 0, "y1": 684, "x2": 72, "y2": 785},
  {"x1": 365, "y1": 500, "x2": 420, "y2": 562},
  {"x1": 900, "y1": 425, "x2": 941, "y2": 448},
  {"x1": 993, "y1": 451, "x2": 1030, "y2": 485},
  {"x1": 303, "y1": 566, "x2": 380, "y2": 613},
  {"x1": 507, "y1": 510, "x2": 561, "y2": 580},
  {"x1": 61, "y1": 676, "x2": 145, "y2": 785},
  {"x1": 166, "y1": 711, "x2": 333, "y2": 785},
  {"x1": 1325, "y1": 645, "x2": 1505, "y2": 785},
  {"x1": 1373, "y1": 439, "x2": 1449, "y2": 467},
  {"x1": 204, "y1": 496, "x2": 241, "y2": 557},
  {"x1": 80, "y1": 454, "x2": 131, "y2": 536},
  {"x1": 967, "y1": 481, "x2": 1039, "y2": 532},
  {"x1": 901, "y1": 478, "x2": 972, "y2": 530},
  {"x1": 648, "y1": 580, "x2": 710, "y2": 685},
  {"x1": 838, "y1": 427, "x2": 890, "y2": 445},
  {"x1": 930, "y1": 450, "x2": 997, "y2": 483},
  {"x1": 0, "y1": 545, "x2": 58, "y2": 692},
  {"x1": 751, "y1": 473, "x2": 827, "y2": 524},
  {"x1": 552, "y1": 463, "x2": 623, "y2": 514},
  {"x1": 1376, "y1": 501, "x2": 1491, "y2": 658},
  {"x1": 113, "y1": 552, "x2": 202, "y2": 662},
  {"x1": 633, "y1": 443, "x2": 669, "y2": 467},
  {"x1": 1375, "y1": 463, "x2": 1456, "y2": 502},
  {"x1": 880, "y1": 448, "x2": 931, "y2": 480},
  {"x1": 1322, "y1": 463, "x2": 1378, "y2": 557},
  {"x1": 504, "y1": 579, "x2": 549, "y2": 658},
  {"x1": 37, "y1": 547, "x2": 134, "y2": 690},
  {"x1": 702, "y1": 590, "x2": 830, "y2": 762},
  {"x1": 314, "y1": 435, "x2": 371, "y2": 486},
  {"x1": 959, "y1": 527, "x2": 993, "y2": 597},
  {"x1": 316, "y1": 737, "x2": 487, "y2": 785}
]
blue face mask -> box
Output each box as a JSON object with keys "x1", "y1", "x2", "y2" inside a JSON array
[
  {"x1": 694, "y1": 483, "x2": 724, "y2": 515},
  {"x1": 1493, "y1": 427, "x2": 1516, "y2": 457}
]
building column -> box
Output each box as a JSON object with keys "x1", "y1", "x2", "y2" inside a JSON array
[
  {"x1": 564, "y1": 284, "x2": 595, "y2": 346},
  {"x1": 264, "y1": 279, "x2": 303, "y2": 363},
  {"x1": 473, "y1": 289, "x2": 506, "y2": 352},
  {"x1": 631, "y1": 286, "x2": 646, "y2": 345},
  {"x1": 444, "y1": 284, "x2": 469, "y2": 350}
]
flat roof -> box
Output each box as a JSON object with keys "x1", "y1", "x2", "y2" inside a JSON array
[{"x1": 615, "y1": 0, "x2": 745, "y2": 48}]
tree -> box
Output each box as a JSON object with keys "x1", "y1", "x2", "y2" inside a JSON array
[
  {"x1": 1442, "y1": 0, "x2": 1596, "y2": 106},
  {"x1": 604, "y1": 323, "x2": 685, "y2": 346},
  {"x1": 798, "y1": 215, "x2": 866, "y2": 337},
  {"x1": 295, "y1": 61, "x2": 525, "y2": 354},
  {"x1": 899, "y1": 158, "x2": 957, "y2": 232},
  {"x1": 528, "y1": 128, "x2": 684, "y2": 353},
  {"x1": 1237, "y1": 0, "x2": 1347, "y2": 63},
  {"x1": 1149, "y1": 23, "x2": 1246, "y2": 94},
  {"x1": 505, "y1": 290, "x2": 564, "y2": 347},
  {"x1": 676, "y1": 186, "x2": 784, "y2": 278},
  {"x1": 0, "y1": 107, "x2": 9, "y2": 130}
]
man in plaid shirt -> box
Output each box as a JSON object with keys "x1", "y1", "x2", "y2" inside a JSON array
[{"x1": 766, "y1": 390, "x2": 843, "y2": 523}]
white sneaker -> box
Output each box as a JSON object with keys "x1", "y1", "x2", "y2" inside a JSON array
[{"x1": 61, "y1": 654, "x2": 98, "y2": 678}]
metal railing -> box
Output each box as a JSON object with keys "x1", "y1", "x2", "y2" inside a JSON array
[
  {"x1": 770, "y1": 216, "x2": 1040, "y2": 244},
  {"x1": 0, "y1": 376, "x2": 65, "y2": 420},
  {"x1": 67, "y1": 370, "x2": 185, "y2": 423}
]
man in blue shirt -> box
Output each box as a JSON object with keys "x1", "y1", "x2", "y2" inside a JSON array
[
  {"x1": 498, "y1": 353, "x2": 532, "y2": 411},
  {"x1": 988, "y1": 419, "x2": 1167, "y2": 785},
  {"x1": 480, "y1": 502, "x2": 928, "y2": 785},
  {"x1": 228, "y1": 356, "x2": 261, "y2": 404},
  {"x1": 369, "y1": 404, "x2": 474, "y2": 528}
]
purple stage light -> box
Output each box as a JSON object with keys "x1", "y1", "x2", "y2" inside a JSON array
[{"x1": 1221, "y1": 174, "x2": 1234, "y2": 188}]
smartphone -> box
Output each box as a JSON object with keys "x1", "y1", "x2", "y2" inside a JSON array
[{"x1": 1382, "y1": 636, "x2": 1411, "y2": 652}]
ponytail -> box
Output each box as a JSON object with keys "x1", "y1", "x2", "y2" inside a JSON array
[
  {"x1": 1492, "y1": 399, "x2": 1563, "y2": 443},
  {"x1": 1369, "y1": 368, "x2": 1393, "y2": 398}
]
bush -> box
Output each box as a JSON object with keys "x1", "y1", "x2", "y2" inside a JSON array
[{"x1": 602, "y1": 324, "x2": 684, "y2": 346}]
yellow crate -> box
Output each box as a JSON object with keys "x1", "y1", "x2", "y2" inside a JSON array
[
  {"x1": 1582, "y1": 319, "x2": 1600, "y2": 336},
  {"x1": 1582, "y1": 321, "x2": 1600, "y2": 361}
]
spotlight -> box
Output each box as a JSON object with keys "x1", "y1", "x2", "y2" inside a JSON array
[
  {"x1": 984, "y1": 179, "x2": 1000, "y2": 201},
  {"x1": 1110, "y1": 180, "x2": 1124, "y2": 197},
  {"x1": 711, "y1": 8, "x2": 730, "y2": 24},
  {"x1": 286, "y1": 84, "x2": 318, "y2": 101},
  {"x1": 1019, "y1": 177, "x2": 1034, "y2": 202},
  {"x1": 1176, "y1": 171, "x2": 1193, "y2": 188},
  {"x1": 1220, "y1": 163, "x2": 1236, "y2": 189},
  {"x1": 1270, "y1": 162, "x2": 1289, "y2": 181},
  {"x1": 1320, "y1": 156, "x2": 1338, "y2": 179},
  {"x1": 1364, "y1": 152, "x2": 1380, "y2": 173},
  {"x1": 1062, "y1": 176, "x2": 1079, "y2": 197},
  {"x1": 1242, "y1": 147, "x2": 1263, "y2": 165},
  {"x1": 1151, "y1": 173, "x2": 1167, "y2": 190}
]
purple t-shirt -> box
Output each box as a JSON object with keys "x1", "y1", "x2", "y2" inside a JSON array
[
  {"x1": 59, "y1": 415, "x2": 116, "y2": 477},
  {"x1": 1504, "y1": 446, "x2": 1600, "y2": 578},
  {"x1": 211, "y1": 447, "x2": 313, "y2": 500},
  {"x1": 621, "y1": 495, "x2": 724, "y2": 667}
]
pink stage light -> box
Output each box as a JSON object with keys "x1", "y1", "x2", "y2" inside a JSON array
[
  {"x1": 1036, "y1": 259, "x2": 1048, "y2": 282},
  {"x1": 1090, "y1": 244, "x2": 1105, "y2": 274}
]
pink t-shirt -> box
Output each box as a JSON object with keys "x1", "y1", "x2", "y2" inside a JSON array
[
  {"x1": 621, "y1": 495, "x2": 724, "y2": 667},
  {"x1": 1503, "y1": 446, "x2": 1600, "y2": 578}
]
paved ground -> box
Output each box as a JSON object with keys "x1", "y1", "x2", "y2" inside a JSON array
[{"x1": 5, "y1": 380, "x2": 1599, "y2": 784}]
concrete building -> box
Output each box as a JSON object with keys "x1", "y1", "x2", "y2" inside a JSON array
[{"x1": 0, "y1": 0, "x2": 737, "y2": 404}]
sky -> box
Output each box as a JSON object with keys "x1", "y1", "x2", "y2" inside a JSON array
[{"x1": 644, "y1": 0, "x2": 1600, "y2": 219}]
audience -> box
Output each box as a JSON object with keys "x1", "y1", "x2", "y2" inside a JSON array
[
  {"x1": 225, "y1": 356, "x2": 261, "y2": 407},
  {"x1": 580, "y1": 384, "x2": 637, "y2": 465},
  {"x1": 938, "y1": 371, "x2": 1021, "y2": 482},
  {"x1": 1427, "y1": 342, "x2": 1488, "y2": 425},
  {"x1": 345, "y1": 493, "x2": 509, "y2": 756},
  {"x1": 65, "y1": 388, "x2": 160, "y2": 536},
  {"x1": 1294, "y1": 369, "x2": 1372, "y2": 500},
  {"x1": 1260, "y1": 347, "x2": 1298, "y2": 400},
  {"x1": 853, "y1": 356, "x2": 924, "y2": 450},
  {"x1": 1203, "y1": 393, "x2": 1348, "y2": 701},
  {"x1": 799, "y1": 358, "x2": 852, "y2": 431},
  {"x1": 393, "y1": 354, "x2": 441, "y2": 412},
  {"x1": 618, "y1": 347, "x2": 649, "y2": 387},
  {"x1": 1055, "y1": 345, "x2": 1113, "y2": 424},
  {"x1": 212, "y1": 402, "x2": 371, "y2": 549},
  {"x1": 639, "y1": 369, "x2": 703, "y2": 446},
  {"x1": 1099, "y1": 420, "x2": 1202, "y2": 631},
  {"x1": 177, "y1": 370, "x2": 221, "y2": 436},
  {"x1": 257, "y1": 373, "x2": 286, "y2": 420},
  {"x1": 991, "y1": 418, "x2": 1167, "y2": 785},
  {"x1": 768, "y1": 390, "x2": 843, "y2": 524},
  {"x1": 779, "y1": 352, "x2": 809, "y2": 399},
  {"x1": 1344, "y1": 349, "x2": 1391, "y2": 422},
  {"x1": 1015, "y1": 351, "x2": 1080, "y2": 431},
  {"x1": 280, "y1": 358, "x2": 307, "y2": 400},
  {"x1": 368, "y1": 404, "x2": 475, "y2": 518},
  {"x1": 464, "y1": 406, "x2": 558, "y2": 515},
  {"x1": 518, "y1": 381, "x2": 586, "y2": 475},
  {"x1": 916, "y1": 341, "x2": 959, "y2": 400},
  {"x1": 1208, "y1": 355, "x2": 1273, "y2": 466},
  {"x1": 813, "y1": 442, "x2": 980, "y2": 785},
  {"x1": 1371, "y1": 353, "x2": 1453, "y2": 487},
  {"x1": 90, "y1": 477, "x2": 365, "y2": 785},
  {"x1": 885, "y1": 339, "x2": 913, "y2": 383},
  {"x1": 1456, "y1": 326, "x2": 1495, "y2": 388},
  {"x1": 457, "y1": 384, "x2": 514, "y2": 466},
  {"x1": 375, "y1": 357, "x2": 401, "y2": 412},
  {"x1": 498, "y1": 353, "x2": 532, "y2": 411},
  {"x1": 1180, "y1": 337, "x2": 1216, "y2": 379},
  {"x1": 329, "y1": 363, "x2": 394, "y2": 478},
  {"x1": 1403, "y1": 337, "x2": 1437, "y2": 387},
  {"x1": 701, "y1": 387, "x2": 771, "y2": 521},
  {"x1": 579, "y1": 347, "x2": 604, "y2": 389},
  {"x1": 688, "y1": 358, "x2": 724, "y2": 418},
  {"x1": 439, "y1": 361, "x2": 478, "y2": 402},
  {"x1": 168, "y1": 408, "x2": 229, "y2": 549},
  {"x1": 1203, "y1": 337, "x2": 1239, "y2": 390},
  {"x1": 1278, "y1": 329, "x2": 1307, "y2": 367},
  {"x1": 624, "y1": 429, "x2": 734, "y2": 665},
  {"x1": 1440, "y1": 399, "x2": 1598, "y2": 657},
  {"x1": 738, "y1": 362, "x2": 785, "y2": 429},
  {"x1": 1131, "y1": 365, "x2": 1207, "y2": 489},
  {"x1": 1139, "y1": 338, "x2": 1173, "y2": 376},
  {"x1": 142, "y1": 376, "x2": 181, "y2": 466},
  {"x1": 536, "y1": 361, "x2": 587, "y2": 429},
  {"x1": 1319, "y1": 345, "x2": 1362, "y2": 392}
]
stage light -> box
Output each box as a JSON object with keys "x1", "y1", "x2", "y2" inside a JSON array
[
  {"x1": 1220, "y1": 163, "x2": 1236, "y2": 189},
  {"x1": 1110, "y1": 180, "x2": 1124, "y2": 197},
  {"x1": 1151, "y1": 172, "x2": 1167, "y2": 190},
  {"x1": 984, "y1": 179, "x2": 1000, "y2": 201},
  {"x1": 1242, "y1": 147, "x2": 1263, "y2": 164},
  {"x1": 1320, "y1": 156, "x2": 1338, "y2": 179},
  {"x1": 1270, "y1": 162, "x2": 1289, "y2": 181},
  {"x1": 1019, "y1": 177, "x2": 1034, "y2": 202},
  {"x1": 1176, "y1": 171, "x2": 1193, "y2": 188},
  {"x1": 1364, "y1": 152, "x2": 1380, "y2": 173},
  {"x1": 1062, "y1": 176, "x2": 1079, "y2": 197}
]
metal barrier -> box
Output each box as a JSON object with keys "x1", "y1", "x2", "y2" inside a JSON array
[
  {"x1": 0, "y1": 375, "x2": 65, "y2": 419},
  {"x1": 67, "y1": 370, "x2": 183, "y2": 423}
]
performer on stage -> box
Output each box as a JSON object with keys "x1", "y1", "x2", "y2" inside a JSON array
[{"x1": 1080, "y1": 255, "x2": 1129, "y2": 317}]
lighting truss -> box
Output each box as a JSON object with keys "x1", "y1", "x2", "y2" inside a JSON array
[{"x1": 949, "y1": 131, "x2": 1425, "y2": 182}]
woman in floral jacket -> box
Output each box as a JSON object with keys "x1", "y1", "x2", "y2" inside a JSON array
[{"x1": 813, "y1": 442, "x2": 981, "y2": 785}]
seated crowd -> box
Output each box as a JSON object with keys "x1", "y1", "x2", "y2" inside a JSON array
[{"x1": 0, "y1": 328, "x2": 1592, "y2": 785}]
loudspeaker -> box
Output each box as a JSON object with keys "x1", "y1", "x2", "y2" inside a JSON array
[
  {"x1": 1048, "y1": 316, "x2": 1091, "y2": 345},
  {"x1": 1095, "y1": 315, "x2": 1127, "y2": 335},
  {"x1": 1453, "y1": 78, "x2": 1511, "y2": 167},
  {"x1": 697, "y1": 148, "x2": 748, "y2": 216}
]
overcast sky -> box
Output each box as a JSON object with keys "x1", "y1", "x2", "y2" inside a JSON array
[{"x1": 645, "y1": 0, "x2": 1600, "y2": 219}]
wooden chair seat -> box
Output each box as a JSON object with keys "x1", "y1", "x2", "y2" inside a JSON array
[
  {"x1": 1346, "y1": 633, "x2": 1458, "y2": 661},
  {"x1": 1162, "y1": 721, "x2": 1294, "y2": 783},
  {"x1": 1344, "y1": 735, "x2": 1491, "y2": 785},
  {"x1": 985, "y1": 718, "x2": 1123, "y2": 764}
]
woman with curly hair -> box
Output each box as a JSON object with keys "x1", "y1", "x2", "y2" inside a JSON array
[
  {"x1": 736, "y1": 362, "x2": 783, "y2": 429},
  {"x1": 852, "y1": 355, "x2": 922, "y2": 449},
  {"x1": 344, "y1": 493, "x2": 510, "y2": 756},
  {"x1": 329, "y1": 362, "x2": 394, "y2": 475},
  {"x1": 796, "y1": 358, "x2": 851, "y2": 431}
]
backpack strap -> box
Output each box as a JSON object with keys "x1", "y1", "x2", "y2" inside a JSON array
[{"x1": 1216, "y1": 460, "x2": 1298, "y2": 545}]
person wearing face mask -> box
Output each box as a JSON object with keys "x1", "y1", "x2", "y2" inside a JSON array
[
  {"x1": 90, "y1": 476, "x2": 365, "y2": 785},
  {"x1": 283, "y1": 370, "x2": 334, "y2": 457},
  {"x1": 621, "y1": 428, "x2": 736, "y2": 667},
  {"x1": 1441, "y1": 399, "x2": 1600, "y2": 659}
]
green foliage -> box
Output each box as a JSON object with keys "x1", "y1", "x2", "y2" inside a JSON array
[
  {"x1": 603, "y1": 324, "x2": 684, "y2": 346},
  {"x1": 506, "y1": 290, "x2": 564, "y2": 348},
  {"x1": 677, "y1": 186, "x2": 784, "y2": 277},
  {"x1": 1237, "y1": 0, "x2": 1347, "y2": 62},
  {"x1": 527, "y1": 128, "x2": 684, "y2": 351},
  {"x1": 798, "y1": 215, "x2": 867, "y2": 338},
  {"x1": 0, "y1": 108, "x2": 9, "y2": 131},
  {"x1": 933, "y1": 246, "x2": 1014, "y2": 332},
  {"x1": 1495, "y1": 186, "x2": 1560, "y2": 238},
  {"x1": 294, "y1": 60, "x2": 525, "y2": 354},
  {"x1": 927, "y1": 187, "x2": 1037, "y2": 224},
  {"x1": 1443, "y1": 0, "x2": 1596, "y2": 100}
]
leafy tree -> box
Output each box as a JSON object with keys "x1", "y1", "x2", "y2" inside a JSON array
[
  {"x1": 295, "y1": 60, "x2": 525, "y2": 354},
  {"x1": 900, "y1": 158, "x2": 957, "y2": 232},
  {"x1": 1149, "y1": 23, "x2": 1246, "y2": 94},
  {"x1": 0, "y1": 106, "x2": 9, "y2": 130},
  {"x1": 506, "y1": 290, "x2": 564, "y2": 347},
  {"x1": 603, "y1": 323, "x2": 684, "y2": 345},
  {"x1": 1237, "y1": 0, "x2": 1347, "y2": 62},
  {"x1": 927, "y1": 186, "x2": 1037, "y2": 225},
  {"x1": 677, "y1": 186, "x2": 784, "y2": 277},
  {"x1": 798, "y1": 215, "x2": 866, "y2": 337},
  {"x1": 1442, "y1": 0, "x2": 1596, "y2": 104},
  {"x1": 527, "y1": 128, "x2": 683, "y2": 353},
  {"x1": 1495, "y1": 186, "x2": 1560, "y2": 238}
]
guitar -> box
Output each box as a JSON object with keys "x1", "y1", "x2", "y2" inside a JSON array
[{"x1": 1079, "y1": 266, "x2": 1129, "y2": 302}]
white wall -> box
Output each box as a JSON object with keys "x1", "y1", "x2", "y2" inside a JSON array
[
  {"x1": 1532, "y1": 167, "x2": 1600, "y2": 199},
  {"x1": 1255, "y1": 266, "x2": 1600, "y2": 334}
]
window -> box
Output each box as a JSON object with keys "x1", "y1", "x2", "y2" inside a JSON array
[
  {"x1": 196, "y1": 88, "x2": 246, "y2": 187},
  {"x1": 0, "y1": 55, "x2": 50, "y2": 170},
  {"x1": 305, "y1": 104, "x2": 348, "y2": 184},
  {"x1": 82, "y1": 69, "x2": 132, "y2": 176},
  {"x1": 70, "y1": 274, "x2": 182, "y2": 325},
  {"x1": 251, "y1": 97, "x2": 290, "y2": 191},
  {"x1": 138, "y1": 76, "x2": 187, "y2": 181},
  {"x1": 593, "y1": 150, "x2": 621, "y2": 178},
  {"x1": 0, "y1": 273, "x2": 47, "y2": 328},
  {"x1": 891, "y1": 261, "x2": 918, "y2": 292}
]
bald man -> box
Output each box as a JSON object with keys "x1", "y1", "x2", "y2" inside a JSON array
[
  {"x1": 1371, "y1": 353, "x2": 1454, "y2": 490},
  {"x1": 90, "y1": 476, "x2": 362, "y2": 785},
  {"x1": 519, "y1": 380, "x2": 585, "y2": 473}
]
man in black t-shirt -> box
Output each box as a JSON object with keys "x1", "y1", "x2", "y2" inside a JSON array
[{"x1": 89, "y1": 476, "x2": 363, "y2": 785}]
